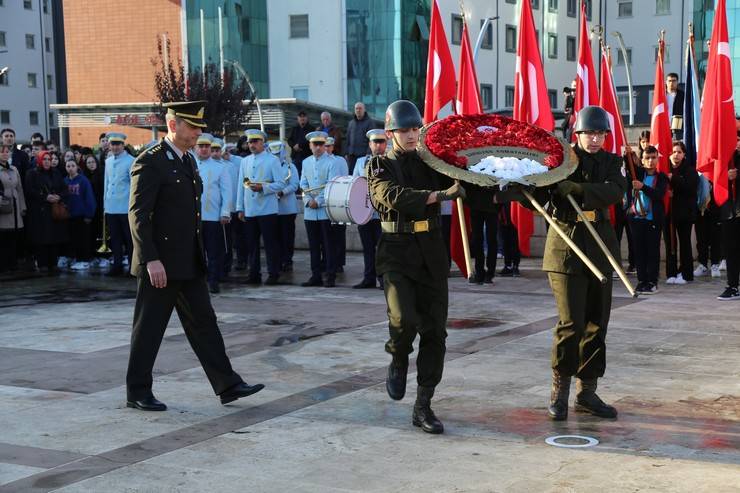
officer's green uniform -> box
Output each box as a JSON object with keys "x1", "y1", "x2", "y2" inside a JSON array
[{"x1": 531, "y1": 145, "x2": 626, "y2": 377}]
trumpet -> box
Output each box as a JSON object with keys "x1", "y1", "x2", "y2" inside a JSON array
[
  {"x1": 242, "y1": 163, "x2": 292, "y2": 188},
  {"x1": 97, "y1": 214, "x2": 112, "y2": 254}
]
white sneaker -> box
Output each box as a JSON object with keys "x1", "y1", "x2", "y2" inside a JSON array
[
  {"x1": 123, "y1": 257, "x2": 130, "y2": 267},
  {"x1": 719, "y1": 259, "x2": 727, "y2": 271},
  {"x1": 70, "y1": 261, "x2": 90, "y2": 271},
  {"x1": 57, "y1": 256, "x2": 70, "y2": 269},
  {"x1": 666, "y1": 276, "x2": 676, "y2": 284},
  {"x1": 673, "y1": 273, "x2": 687, "y2": 285},
  {"x1": 711, "y1": 264, "x2": 721, "y2": 278},
  {"x1": 98, "y1": 258, "x2": 111, "y2": 269},
  {"x1": 693, "y1": 264, "x2": 708, "y2": 277}
]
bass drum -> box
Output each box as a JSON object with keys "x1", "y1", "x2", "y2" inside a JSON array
[{"x1": 324, "y1": 175, "x2": 373, "y2": 225}]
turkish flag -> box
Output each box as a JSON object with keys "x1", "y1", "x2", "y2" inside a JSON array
[
  {"x1": 599, "y1": 47, "x2": 626, "y2": 155},
  {"x1": 573, "y1": 0, "x2": 599, "y2": 139},
  {"x1": 511, "y1": 0, "x2": 554, "y2": 257},
  {"x1": 649, "y1": 38, "x2": 672, "y2": 177},
  {"x1": 449, "y1": 20, "x2": 482, "y2": 277},
  {"x1": 423, "y1": 0, "x2": 456, "y2": 123},
  {"x1": 697, "y1": 0, "x2": 736, "y2": 207}
]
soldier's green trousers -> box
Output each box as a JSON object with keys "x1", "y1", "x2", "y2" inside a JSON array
[
  {"x1": 383, "y1": 271, "x2": 448, "y2": 388},
  {"x1": 548, "y1": 272, "x2": 613, "y2": 379}
]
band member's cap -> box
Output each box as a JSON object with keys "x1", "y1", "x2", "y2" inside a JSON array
[
  {"x1": 306, "y1": 131, "x2": 328, "y2": 143},
  {"x1": 366, "y1": 129, "x2": 387, "y2": 142},
  {"x1": 210, "y1": 138, "x2": 224, "y2": 149},
  {"x1": 196, "y1": 133, "x2": 214, "y2": 146},
  {"x1": 245, "y1": 129, "x2": 267, "y2": 141},
  {"x1": 106, "y1": 132, "x2": 127, "y2": 143}
]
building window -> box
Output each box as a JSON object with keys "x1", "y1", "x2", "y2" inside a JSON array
[
  {"x1": 23, "y1": 0, "x2": 32, "y2": 9},
  {"x1": 48, "y1": 112, "x2": 54, "y2": 126},
  {"x1": 481, "y1": 84, "x2": 493, "y2": 110},
  {"x1": 567, "y1": 0, "x2": 577, "y2": 17},
  {"x1": 479, "y1": 19, "x2": 493, "y2": 50},
  {"x1": 531, "y1": 0, "x2": 540, "y2": 9},
  {"x1": 548, "y1": 0, "x2": 558, "y2": 13},
  {"x1": 27, "y1": 73, "x2": 37, "y2": 88},
  {"x1": 618, "y1": 1, "x2": 632, "y2": 17},
  {"x1": 548, "y1": 34, "x2": 558, "y2": 59},
  {"x1": 655, "y1": 45, "x2": 670, "y2": 63},
  {"x1": 505, "y1": 86, "x2": 515, "y2": 107},
  {"x1": 45, "y1": 37, "x2": 51, "y2": 52},
  {"x1": 0, "y1": 71, "x2": 8, "y2": 86},
  {"x1": 292, "y1": 86, "x2": 308, "y2": 100},
  {"x1": 585, "y1": 0, "x2": 592, "y2": 20},
  {"x1": 617, "y1": 48, "x2": 632, "y2": 65},
  {"x1": 0, "y1": 110, "x2": 9, "y2": 124},
  {"x1": 42, "y1": 0, "x2": 48, "y2": 13},
  {"x1": 289, "y1": 14, "x2": 309, "y2": 39},
  {"x1": 29, "y1": 111, "x2": 39, "y2": 126},
  {"x1": 548, "y1": 89, "x2": 557, "y2": 109},
  {"x1": 46, "y1": 74, "x2": 53, "y2": 90},
  {"x1": 566, "y1": 36, "x2": 576, "y2": 61},
  {"x1": 505, "y1": 0, "x2": 516, "y2": 3},
  {"x1": 617, "y1": 92, "x2": 635, "y2": 115},
  {"x1": 505, "y1": 25, "x2": 517, "y2": 53},
  {"x1": 451, "y1": 14, "x2": 463, "y2": 45},
  {"x1": 0, "y1": 31, "x2": 5, "y2": 48},
  {"x1": 25, "y1": 34, "x2": 35, "y2": 49},
  {"x1": 656, "y1": 0, "x2": 670, "y2": 14}
]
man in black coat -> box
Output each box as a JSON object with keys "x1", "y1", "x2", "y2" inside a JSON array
[
  {"x1": 126, "y1": 101, "x2": 264, "y2": 411},
  {"x1": 287, "y1": 111, "x2": 312, "y2": 176}
]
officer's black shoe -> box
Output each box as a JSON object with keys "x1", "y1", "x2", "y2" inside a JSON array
[
  {"x1": 126, "y1": 396, "x2": 167, "y2": 412},
  {"x1": 281, "y1": 262, "x2": 293, "y2": 272},
  {"x1": 353, "y1": 279, "x2": 376, "y2": 289},
  {"x1": 548, "y1": 369, "x2": 571, "y2": 421},
  {"x1": 498, "y1": 266, "x2": 514, "y2": 277},
  {"x1": 235, "y1": 261, "x2": 247, "y2": 271},
  {"x1": 336, "y1": 266, "x2": 344, "y2": 273},
  {"x1": 265, "y1": 275, "x2": 279, "y2": 286},
  {"x1": 574, "y1": 378, "x2": 617, "y2": 418},
  {"x1": 220, "y1": 382, "x2": 265, "y2": 405},
  {"x1": 323, "y1": 276, "x2": 336, "y2": 288},
  {"x1": 209, "y1": 282, "x2": 220, "y2": 294},
  {"x1": 301, "y1": 277, "x2": 322, "y2": 287},
  {"x1": 412, "y1": 386, "x2": 444, "y2": 434},
  {"x1": 386, "y1": 359, "x2": 408, "y2": 400},
  {"x1": 484, "y1": 273, "x2": 494, "y2": 284},
  {"x1": 469, "y1": 272, "x2": 484, "y2": 285}
]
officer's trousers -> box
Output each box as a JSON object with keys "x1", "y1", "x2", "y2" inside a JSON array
[
  {"x1": 244, "y1": 213, "x2": 280, "y2": 278},
  {"x1": 126, "y1": 275, "x2": 243, "y2": 401},
  {"x1": 357, "y1": 219, "x2": 381, "y2": 282},
  {"x1": 548, "y1": 272, "x2": 612, "y2": 379},
  {"x1": 383, "y1": 271, "x2": 448, "y2": 388}
]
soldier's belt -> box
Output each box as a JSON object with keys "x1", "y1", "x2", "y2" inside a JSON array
[
  {"x1": 553, "y1": 209, "x2": 604, "y2": 223},
  {"x1": 381, "y1": 218, "x2": 440, "y2": 234}
]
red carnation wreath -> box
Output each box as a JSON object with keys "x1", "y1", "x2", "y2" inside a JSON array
[{"x1": 418, "y1": 113, "x2": 577, "y2": 188}]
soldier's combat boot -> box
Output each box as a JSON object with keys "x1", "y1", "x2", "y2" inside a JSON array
[
  {"x1": 547, "y1": 369, "x2": 571, "y2": 421},
  {"x1": 412, "y1": 386, "x2": 444, "y2": 434},
  {"x1": 385, "y1": 356, "x2": 408, "y2": 400},
  {"x1": 574, "y1": 378, "x2": 618, "y2": 418}
]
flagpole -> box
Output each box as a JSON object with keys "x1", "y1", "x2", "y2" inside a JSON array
[{"x1": 611, "y1": 31, "x2": 634, "y2": 126}]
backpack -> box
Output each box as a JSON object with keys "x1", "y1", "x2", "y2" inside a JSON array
[{"x1": 696, "y1": 171, "x2": 711, "y2": 211}]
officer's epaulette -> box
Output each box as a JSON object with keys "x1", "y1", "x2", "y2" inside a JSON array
[
  {"x1": 146, "y1": 144, "x2": 162, "y2": 155},
  {"x1": 368, "y1": 156, "x2": 385, "y2": 177}
]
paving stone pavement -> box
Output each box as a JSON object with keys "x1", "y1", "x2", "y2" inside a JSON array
[{"x1": 0, "y1": 251, "x2": 738, "y2": 492}]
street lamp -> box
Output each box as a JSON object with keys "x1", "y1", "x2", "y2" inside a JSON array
[
  {"x1": 224, "y1": 59, "x2": 264, "y2": 132},
  {"x1": 0, "y1": 67, "x2": 9, "y2": 77},
  {"x1": 474, "y1": 16, "x2": 499, "y2": 62}
]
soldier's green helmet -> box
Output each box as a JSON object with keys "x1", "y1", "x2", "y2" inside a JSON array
[
  {"x1": 384, "y1": 100, "x2": 423, "y2": 131},
  {"x1": 574, "y1": 105, "x2": 611, "y2": 133}
]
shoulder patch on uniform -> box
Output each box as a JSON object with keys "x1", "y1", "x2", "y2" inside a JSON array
[
  {"x1": 146, "y1": 144, "x2": 162, "y2": 155},
  {"x1": 368, "y1": 157, "x2": 385, "y2": 177}
]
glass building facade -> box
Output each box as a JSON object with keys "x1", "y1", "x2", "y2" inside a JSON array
[
  {"x1": 693, "y1": 0, "x2": 740, "y2": 114},
  {"x1": 185, "y1": 0, "x2": 269, "y2": 98},
  {"x1": 346, "y1": 0, "x2": 430, "y2": 117}
]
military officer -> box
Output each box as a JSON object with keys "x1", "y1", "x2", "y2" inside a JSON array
[
  {"x1": 352, "y1": 128, "x2": 387, "y2": 289},
  {"x1": 104, "y1": 132, "x2": 134, "y2": 276},
  {"x1": 195, "y1": 133, "x2": 232, "y2": 293},
  {"x1": 300, "y1": 131, "x2": 341, "y2": 287},
  {"x1": 222, "y1": 142, "x2": 248, "y2": 273},
  {"x1": 326, "y1": 136, "x2": 348, "y2": 273},
  {"x1": 126, "y1": 101, "x2": 263, "y2": 411},
  {"x1": 521, "y1": 106, "x2": 626, "y2": 421},
  {"x1": 268, "y1": 140, "x2": 300, "y2": 272},
  {"x1": 367, "y1": 100, "x2": 500, "y2": 434},
  {"x1": 236, "y1": 129, "x2": 284, "y2": 285}
]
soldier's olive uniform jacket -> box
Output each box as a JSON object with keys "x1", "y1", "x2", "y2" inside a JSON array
[
  {"x1": 528, "y1": 145, "x2": 627, "y2": 275},
  {"x1": 367, "y1": 148, "x2": 497, "y2": 285},
  {"x1": 128, "y1": 139, "x2": 206, "y2": 280}
]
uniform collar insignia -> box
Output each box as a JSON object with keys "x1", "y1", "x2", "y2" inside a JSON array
[{"x1": 166, "y1": 150, "x2": 174, "y2": 161}]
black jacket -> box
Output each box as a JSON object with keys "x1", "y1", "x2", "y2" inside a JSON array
[
  {"x1": 668, "y1": 159, "x2": 698, "y2": 223},
  {"x1": 128, "y1": 139, "x2": 206, "y2": 280},
  {"x1": 24, "y1": 167, "x2": 69, "y2": 246},
  {"x1": 718, "y1": 151, "x2": 740, "y2": 221},
  {"x1": 287, "y1": 123, "x2": 312, "y2": 166},
  {"x1": 628, "y1": 169, "x2": 669, "y2": 226}
]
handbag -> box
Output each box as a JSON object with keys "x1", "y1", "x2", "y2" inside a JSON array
[{"x1": 51, "y1": 201, "x2": 69, "y2": 221}]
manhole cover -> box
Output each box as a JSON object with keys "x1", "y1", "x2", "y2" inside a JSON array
[{"x1": 545, "y1": 435, "x2": 599, "y2": 448}]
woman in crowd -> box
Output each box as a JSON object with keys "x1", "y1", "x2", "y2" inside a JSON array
[
  {"x1": 83, "y1": 154, "x2": 107, "y2": 269},
  {"x1": 0, "y1": 143, "x2": 27, "y2": 273},
  {"x1": 24, "y1": 151, "x2": 69, "y2": 273},
  {"x1": 664, "y1": 141, "x2": 698, "y2": 285},
  {"x1": 64, "y1": 159, "x2": 96, "y2": 270},
  {"x1": 636, "y1": 130, "x2": 651, "y2": 160}
]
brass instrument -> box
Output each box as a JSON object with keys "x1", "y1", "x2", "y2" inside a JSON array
[
  {"x1": 242, "y1": 161, "x2": 292, "y2": 188},
  {"x1": 97, "y1": 213, "x2": 112, "y2": 254}
]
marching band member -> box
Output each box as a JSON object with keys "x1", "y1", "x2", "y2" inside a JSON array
[
  {"x1": 195, "y1": 133, "x2": 232, "y2": 294},
  {"x1": 351, "y1": 128, "x2": 387, "y2": 289},
  {"x1": 104, "y1": 132, "x2": 134, "y2": 276},
  {"x1": 268, "y1": 140, "x2": 300, "y2": 273},
  {"x1": 236, "y1": 129, "x2": 284, "y2": 285},
  {"x1": 223, "y1": 142, "x2": 248, "y2": 273},
  {"x1": 300, "y1": 131, "x2": 341, "y2": 287}
]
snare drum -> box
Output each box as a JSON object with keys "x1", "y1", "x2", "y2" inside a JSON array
[{"x1": 324, "y1": 175, "x2": 373, "y2": 225}]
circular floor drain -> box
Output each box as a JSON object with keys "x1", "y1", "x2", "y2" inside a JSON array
[{"x1": 545, "y1": 435, "x2": 599, "y2": 448}]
